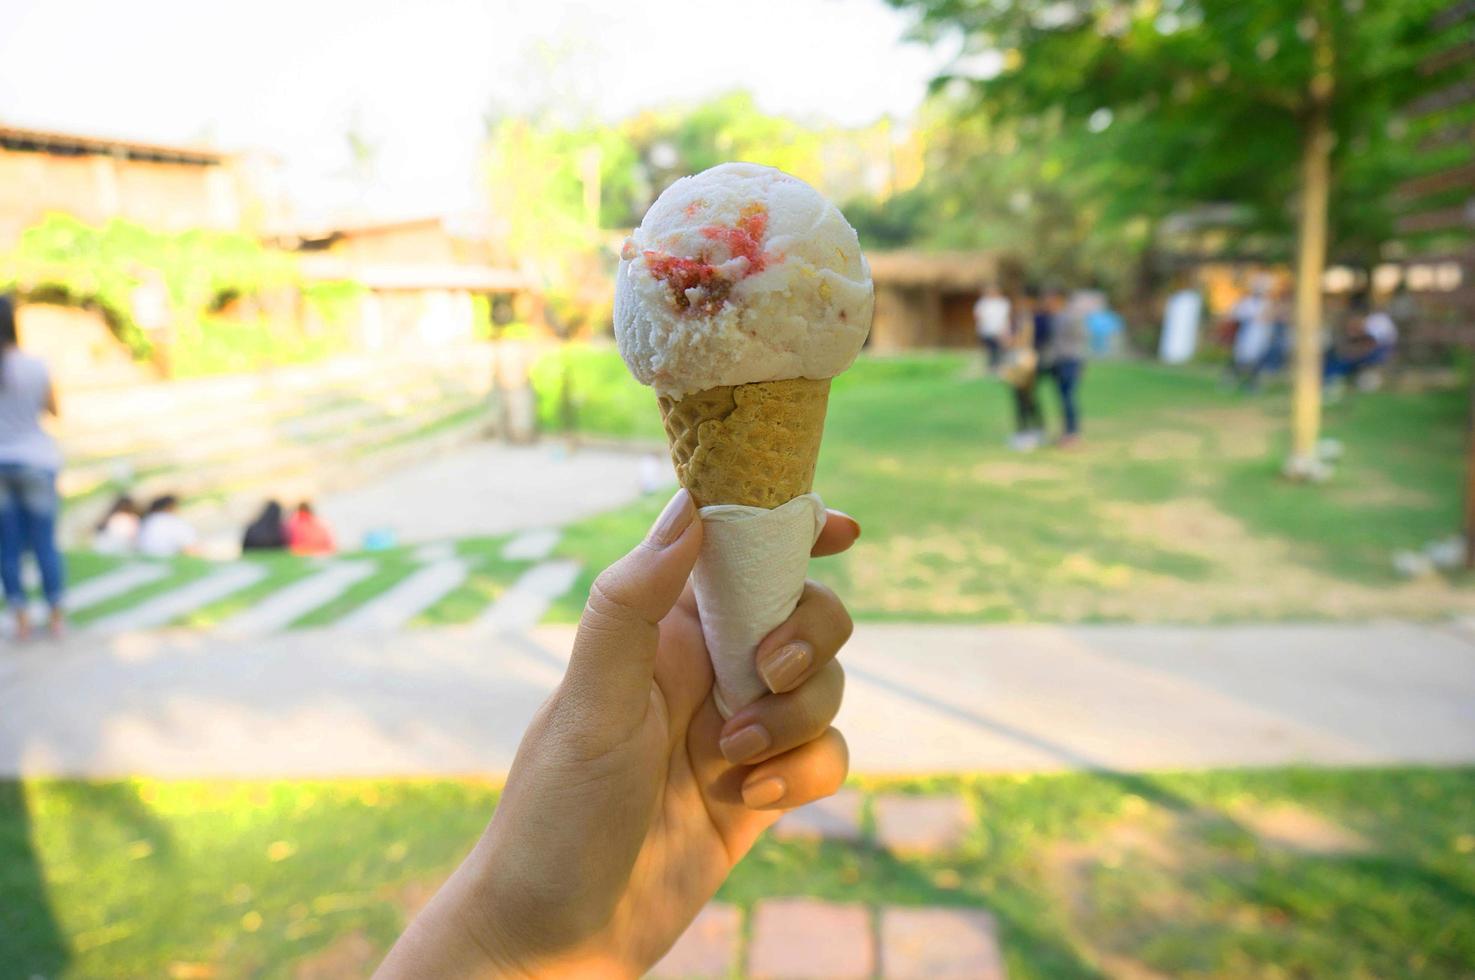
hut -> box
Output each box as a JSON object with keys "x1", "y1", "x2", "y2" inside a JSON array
[{"x1": 866, "y1": 251, "x2": 1021, "y2": 351}]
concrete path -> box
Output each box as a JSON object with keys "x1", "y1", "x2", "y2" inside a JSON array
[
  {"x1": 502, "y1": 528, "x2": 561, "y2": 561},
  {"x1": 317, "y1": 442, "x2": 672, "y2": 547},
  {"x1": 85, "y1": 563, "x2": 268, "y2": 634},
  {"x1": 19, "y1": 562, "x2": 173, "y2": 624},
  {"x1": 67, "y1": 563, "x2": 172, "y2": 610},
  {"x1": 216, "y1": 561, "x2": 376, "y2": 637},
  {"x1": 2, "y1": 621, "x2": 1473, "y2": 778},
  {"x1": 476, "y1": 560, "x2": 582, "y2": 633},
  {"x1": 333, "y1": 560, "x2": 468, "y2": 632}
]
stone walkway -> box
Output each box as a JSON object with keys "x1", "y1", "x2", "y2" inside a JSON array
[
  {"x1": 85, "y1": 563, "x2": 268, "y2": 633},
  {"x1": 316, "y1": 442, "x2": 671, "y2": 547},
  {"x1": 334, "y1": 559, "x2": 469, "y2": 632},
  {"x1": 3, "y1": 621, "x2": 1473, "y2": 778},
  {"x1": 654, "y1": 790, "x2": 1004, "y2": 978},
  {"x1": 216, "y1": 561, "x2": 376, "y2": 637}
]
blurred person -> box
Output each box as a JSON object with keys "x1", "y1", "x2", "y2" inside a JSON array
[
  {"x1": 380, "y1": 491, "x2": 859, "y2": 979},
  {"x1": 1325, "y1": 294, "x2": 1398, "y2": 386},
  {"x1": 93, "y1": 494, "x2": 141, "y2": 555},
  {"x1": 1227, "y1": 277, "x2": 1274, "y2": 392},
  {"x1": 0, "y1": 295, "x2": 65, "y2": 638},
  {"x1": 287, "y1": 501, "x2": 335, "y2": 556},
  {"x1": 1085, "y1": 301, "x2": 1124, "y2": 357},
  {"x1": 1159, "y1": 278, "x2": 1203, "y2": 364},
  {"x1": 137, "y1": 495, "x2": 198, "y2": 557},
  {"x1": 973, "y1": 282, "x2": 1011, "y2": 370},
  {"x1": 1045, "y1": 289, "x2": 1091, "y2": 446},
  {"x1": 1000, "y1": 286, "x2": 1043, "y2": 450},
  {"x1": 242, "y1": 500, "x2": 288, "y2": 552}
]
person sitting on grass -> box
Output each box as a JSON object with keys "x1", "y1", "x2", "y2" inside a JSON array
[
  {"x1": 242, "y1": 500, "x2": 288, "y2": 552},
  {"x1": 136, "y1": 495, "x2": 198, "y2": 558},
  {"x1": 378, "y1": 490, "x2": 859, "y2": 978},
  {"x1": 1325, "y1": 295, "x2": 1398, "y2": 389},
  {"x1": 286, "y1": 501, "x2": 335, "y2": 556},
  {"x1": 93, "y1": 494, "x2": 142, "y2": 555}
]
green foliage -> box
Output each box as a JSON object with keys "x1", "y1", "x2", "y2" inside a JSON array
[
  {"x1": 528, "y1": 343, "x2": 663, "y2": 440},
  {"x1": 0, "y1": 214, "x2": 363, "y2": 376},
  {"x1": 884, "y1": 0, "x2": 1455, "y2": 263}
]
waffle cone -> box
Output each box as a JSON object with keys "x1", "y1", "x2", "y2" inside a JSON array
[{"x1": 659, "y1": 377, "x2": 830, "y2": 508}]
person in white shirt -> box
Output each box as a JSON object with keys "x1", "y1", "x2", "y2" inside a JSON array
[
  {"x1": 973, "y1": 283, "x2": 1012, "y2": 369},
  {"x1": 0, "y1": 296, "x2": 66, "y2": 639},
  {"x1": 1227, "y1": 278, "x2": 1275, "y2": 391},
  {"x1": 1325, "y1": 296, "x2": 1398, "y2": 383},
  {"x1": 136, "y1": 495, "x2": 199, "y2": 557},
  {"x1": 1159, "y1": 282, "x2": 1203, "y2": 364}
]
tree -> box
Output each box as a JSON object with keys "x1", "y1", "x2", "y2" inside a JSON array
[{"x1": 886, "y1": 0, "x2": 1446, "y2": 473}]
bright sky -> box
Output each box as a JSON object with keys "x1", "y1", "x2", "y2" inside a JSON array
[{"x1": 1, "y1": 0, "x2": 949, "y2": 219}]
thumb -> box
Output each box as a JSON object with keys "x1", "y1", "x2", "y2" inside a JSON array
[{"x1": 561, "y1": 488, "x2": 702, "y2": 732}]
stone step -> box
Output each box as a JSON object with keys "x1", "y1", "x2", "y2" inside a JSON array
[
  {"x1": 333, "y1": 559, "x2": 470, "y2": 632},
  {"x1": 501, "y1": 528, "x2": 561, "y2": 561},
  {"x1": 475, "y1": 560, "x2": 581, "y2": 633},
  {"x1": 215, "y1": 561, "x2": 377, "y2": 637},
  {"x1": 86, "y1": 563, "x2": 269, "y2": 633}
]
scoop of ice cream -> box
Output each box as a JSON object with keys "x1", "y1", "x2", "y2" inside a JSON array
[{"x1": 614, "y1": 162, "x2": 873, "y2": 398}]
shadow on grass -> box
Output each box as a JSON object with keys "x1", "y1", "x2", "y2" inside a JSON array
[{"x1": 0, "y1": 782, "x2": 68, "y2": 976}]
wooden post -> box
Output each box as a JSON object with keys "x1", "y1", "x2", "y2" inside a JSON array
[
  {"x1": 1466, "y1": 369, "x2": 1475, "y2": 568},
  {"x1": 1288, "y1": 2, "x2": 1335, "y2": 477}
]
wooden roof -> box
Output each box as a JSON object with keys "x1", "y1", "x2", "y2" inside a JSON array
[
  {"x1": 0, "y1": 123, "x2": 227, "y2": 166},
  {"x1": 867, "y1": 251, "x2": 1001, "y2": 290}
]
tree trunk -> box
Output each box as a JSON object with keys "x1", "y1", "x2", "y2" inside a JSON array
[{"x1": 1288, "y1": 3, "x2": 1335, "y2": 479}]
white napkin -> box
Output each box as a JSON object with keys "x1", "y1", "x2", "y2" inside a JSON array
[{"x1": 691, "y1": 493, "x2": 827, "y2": 718}]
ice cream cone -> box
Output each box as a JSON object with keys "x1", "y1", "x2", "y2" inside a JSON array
[{"x1": 659, "y1": 377, "x2": 831, "y2": 509}]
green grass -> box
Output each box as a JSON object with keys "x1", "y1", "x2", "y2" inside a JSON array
[
  {"x1": 68, "y1": 558, "x2": 220, "y2": 627},
  {"x1": 175, "y1": 555, "x2": 323, "y2": 629},
  {"x1": 289, "y1": 559, "x2": 416, "y2": 629},
  {"x1": 3, "y1": 768, "x2": 1472, "y2": 977},
  {"x1": 411, "y1": 537, "x2": 531, "y2": 626},
  {"x1": 538, "y1": 351, "x2": 1469, "y2": 623}
]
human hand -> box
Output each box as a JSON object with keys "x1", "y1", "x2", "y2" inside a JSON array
[{"x1": 378, "y1": 488, "x2": 859, "y2": 978}]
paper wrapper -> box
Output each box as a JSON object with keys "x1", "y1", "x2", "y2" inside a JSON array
[{"x1": 692, "y1": 493, "x2": 826, "y2": 717}]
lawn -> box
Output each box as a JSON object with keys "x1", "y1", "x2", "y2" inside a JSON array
[
  {"x1": 3, "y1": 767, "x2": 1472, "y2": 978},
  {"x1": 535, "y1": 346, "x2": 1470, "y2": 623}
]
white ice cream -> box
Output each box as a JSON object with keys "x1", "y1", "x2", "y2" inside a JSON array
[{"x1": 614, "y1": 162, "x2": 873, "y2": 398}]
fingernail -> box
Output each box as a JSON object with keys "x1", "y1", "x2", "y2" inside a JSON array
[
  {"x1": 742, "y1": 776, "x2": 786, "y2": 808},
  {"x1": 719, "y1": 723, "x2": 771, "y2": 764},
  {"x1": 647, "y1": 489, "x2": 694, "y2": 548},
  {"x1": 758, "y1": 641, "x2": 812, "y2": 693},
  {"x1": 833, "y1": 511, "x2": 861, "y2": 540}
]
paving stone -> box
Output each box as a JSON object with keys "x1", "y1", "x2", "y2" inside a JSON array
[
  {"x1": 502, "y1": 528, "x2": 562, "y2": 561},
  {"x1": 217, "y1": 561, "x2": 375, "y2": 636},
  {"x1": 335, "y1": 560, "x2": 468, "y2": 631},
  {"x1": 88, "y1": 563, "x2": 268, "y2": 633},
  {"x1": 880, "y1": 907, "x2": 1006, "y2": 979},
  {"x1": 476, "y1": 560, "x2": 581, "y2": 632},
  {"x1": 873, "y1": 794, "x2": 973, "y2": 856},
  {"x1": 648, "y1": 903, "x2": 740, "y2": 979},
  {"x1": 772, "y1": 789, "x2": 865, "y2": 843},
  {"x1": 748, "y1": 899, "x2": 874, "y2": 980}
]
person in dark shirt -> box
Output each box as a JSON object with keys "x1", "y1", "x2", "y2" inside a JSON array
[{"x1": 242, "y1": 500, "x2": 288, "y2": 551}]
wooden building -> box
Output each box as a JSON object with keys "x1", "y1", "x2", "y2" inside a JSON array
[
  {"x1": 0, "y1": 124, "x2": 280, "y2": 247},
  {"x1": 866, "y1": 251, "x2": 1020, "y2": 351},
  {"x1": 290, "y1": 216, "x2": 536, "y2": 351}
]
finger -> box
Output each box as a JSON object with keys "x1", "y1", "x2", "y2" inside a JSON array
[
  {"x1": 753, "y1": 580, "x2": 853, "y2": 694},
  {"x1": 739, "y1": 727, "x2": 850, "y2": 811},
  {"x1": 717, "y1": 660, "x2": 844, "y2": 766},
  {"x1": 811, "y1": 510, "x2": 861, "y2": 558},
  {"x1": 562, "y1": 489, "x2": 702, "y2": 733}
]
